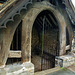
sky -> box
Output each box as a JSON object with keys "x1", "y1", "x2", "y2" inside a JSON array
[{"x1": 71, "y1": 0, "x2": 75, "y2": 7}]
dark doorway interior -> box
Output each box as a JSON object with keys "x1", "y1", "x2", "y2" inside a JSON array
[
  {"x1": 31, "y1": 10, "x2": 59, "y2": 72},
  {"x1": 66, "y1": 28, "x2": 70, "y2": 45},
  {"x1": 10, "y1": 21, "x2": 22, "y2": 50},
  {"x1": 66, "y1": 27, "x2": 70, "y2": 54},
  {"x1": 0, "y1": 0, "x2": 7, "y2": 3}
]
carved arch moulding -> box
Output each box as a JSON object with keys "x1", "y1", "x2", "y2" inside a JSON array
[{"x1": 0, "y1": 0, "x2": 32, "y2": 28}]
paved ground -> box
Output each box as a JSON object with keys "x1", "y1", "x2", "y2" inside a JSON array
[
  {"x1": 34, "y1": 67, "x2": 61, "y2": 75},
  {"x1": 67, "y1": 65, "x2": 75, "y2": 73},
  {"x1": 47, "y1": 69, "x2": 75, "y2": 75},
  {"x1": 34, "y1": 65, "x2": 75, "y2": 75},
  {"x1": 47, "y1": 65, "x2": 75, "y2": 75}
]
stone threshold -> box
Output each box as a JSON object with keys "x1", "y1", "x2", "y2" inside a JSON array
[
  {"x1": 55, "y1": 53, "x2": 75, "y2": 67},
  {"x1": 34, "y1": 67, "x2": 60, "y2": 75}
]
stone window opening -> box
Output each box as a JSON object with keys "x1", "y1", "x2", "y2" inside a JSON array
[{"x1": 6, "y1": 21, "x2": 22, "y2": 65}]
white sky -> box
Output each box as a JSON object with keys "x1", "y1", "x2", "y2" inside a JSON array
[{"x1": 71, "y1": 0, "x2": 75, "y2": 7}]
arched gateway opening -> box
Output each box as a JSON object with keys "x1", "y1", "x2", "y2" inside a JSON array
[
  {"x1": 31, "y1": 10, "x2": 59, "y2": 72},
  {"x1": 0, "y1": 2, "x2": 71, "y2": 71}
]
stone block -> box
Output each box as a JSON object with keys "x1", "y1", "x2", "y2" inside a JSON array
[{"x1": 55, "y1": 55, "x2": 75, "y2": 67}]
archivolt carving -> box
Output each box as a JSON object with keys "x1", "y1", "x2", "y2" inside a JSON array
[
  {"x1": 63, "y1": 0, "x2": 75, "y2": 25},
  {"x1": 0, "y1": 0, "x2": 32, "y2": 28}
]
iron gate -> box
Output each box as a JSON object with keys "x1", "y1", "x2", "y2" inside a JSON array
[
  {"x1": 31, "y1": 11, "x2": 59, "y2": 72},
  {"x1": 41, "y1": 16, "x2": 59, "y2": 71}
]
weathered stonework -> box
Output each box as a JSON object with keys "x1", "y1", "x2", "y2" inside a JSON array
[
  {"x1": 0, "y1": 62, "x2": 34, "y2": 75},
  {"x1": 55, "y1": 54, "x2": 75, "y2": 67},
  {"x1": 71, "y1": 29, "x2": 75, "y2": 52},
  {"x1": 71, "y1": 38, "x2": 75, "y2": 52},
  {"x1": 0, "y1": 1, "x2": 74, "y2": 74},
  {"x1": 0, "y1": 0, "x2": 72, "y2": 66}
]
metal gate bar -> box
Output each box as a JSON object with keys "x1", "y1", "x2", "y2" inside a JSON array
[
  {"x1": 41, "y1": 16, "x2": 45, "y2": 71},
  {"x1": 31, "y1": 11, "x2": 59, "y2": 72},
  {"x1": 40, "y1": 15, "x2": 58, "y2": 71}
]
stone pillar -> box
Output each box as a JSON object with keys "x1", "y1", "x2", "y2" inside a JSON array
[
  {"x1": 57, "y1": 15, "x2": 66, "y2": 56},
  {"x1": 22, "y1": 19, "x2": 31, "y2": 63},
  {"x1": 0, "y1": 27, "x2": 16, "y2": 68},
  {"x1": 71, "y1": 29, "x2": 75, "y2": 52},
  {"x1": 60, "y1": 26, "x2": 66, "y2": 55},
  {"x1": 0, "y1": 16, "x2": 21, "y2": 68}
]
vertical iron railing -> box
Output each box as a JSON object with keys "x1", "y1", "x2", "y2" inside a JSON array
[
  {"x1": 36, "y1": 0, "x2": 45, "y2": 2},
  {"x1": 41, "y1": 16, "x2": 46, "y2": 71}
]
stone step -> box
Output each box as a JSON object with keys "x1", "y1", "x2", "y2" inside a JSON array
[
  {"x1": 34, "y1": 67, "x2": 60, "y2": 75},
  {"x1": 55, "y1": 54, "x2": 75, "y2": 68}
]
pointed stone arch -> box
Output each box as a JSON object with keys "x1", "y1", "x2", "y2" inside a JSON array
[
  {"x1": 0, "y1": 15, "x2": 22, "y2": 67},
  {"x1": 0, "y1": 1, "x2": 72, "y2": 68},
  {"x1": 22, "y1": 1, "x2": 67, "y2": 63}
]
